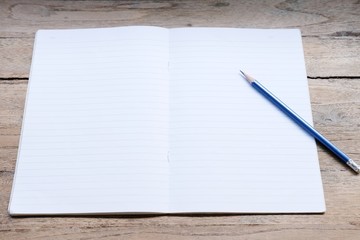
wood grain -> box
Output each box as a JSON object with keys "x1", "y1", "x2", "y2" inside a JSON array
[
  {"x1": 1, "y1": 0, "x2": 360, "y2": 78},
  {"x1": 1, "y1": 0, "x2": 360, "y2": 239}
]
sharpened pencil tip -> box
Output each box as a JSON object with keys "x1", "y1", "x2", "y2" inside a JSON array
[{"x1": 239, "y1": 70, "x2": 255, "y2": 83}]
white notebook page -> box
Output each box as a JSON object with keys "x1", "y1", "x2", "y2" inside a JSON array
[
  {"x1": 169, "y1": 28, "x2": 325, "y2": 212},
  {"x1": 9, "y1": 27, "x2": 170, "y2": 214}
]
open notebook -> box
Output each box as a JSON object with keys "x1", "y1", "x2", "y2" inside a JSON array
[{"x1": 9, "y1": 27, "x2": 325, "y2": 215}]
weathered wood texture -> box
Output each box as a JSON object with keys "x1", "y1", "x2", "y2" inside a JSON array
[
  {"x1": 1, "y1": 0, "x2": 360, "y2": 78},
  {"x1": 1, "y1": 0, "x2": 360, "y2": 239}
]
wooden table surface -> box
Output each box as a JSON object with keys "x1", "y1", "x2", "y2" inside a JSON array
[{"x1": 1, "y1": 0, "x2": 359, "y2": 239}]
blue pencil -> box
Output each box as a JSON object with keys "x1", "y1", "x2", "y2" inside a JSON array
[{"x1": 239, "y1": 70, "x2": 360, "y2": 174}]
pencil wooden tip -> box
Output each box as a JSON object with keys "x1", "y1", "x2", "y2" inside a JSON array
[{"x1": 239, "y1": 70, "x2": 255, "y2": 83}]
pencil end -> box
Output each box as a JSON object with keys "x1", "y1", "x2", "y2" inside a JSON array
[
  {"x1": 239, "y1": 70, "x2": 255, "y2": 83},
  {"x1": 347, "y1": 159, "x2": 360, "y2": 174}
]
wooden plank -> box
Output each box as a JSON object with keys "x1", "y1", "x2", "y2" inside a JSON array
[
  {"x1": 1, "y1": 0, "x2": 359, "y2": 37},
  {"x1": 1, "y1": 37, "x2": 360, "y2": 78},
  {"x1": 0, "y1": 38, "x2": 33, "y2": 78},
  {"x1": 0, "y1": 81, "x2": 26, "y2": 136},
  {"x1": 303, "y1": 37, "x2": 360, "y2": 77},
  {"x1": 1, "y1": 77, "x2": 359, "y2": 238},
  {"x1": 1, "y1": 79, "x2": 359, "y2": 134},
  {"x1": 1, "y1": 0, "x2": 359, "y2": 78}
]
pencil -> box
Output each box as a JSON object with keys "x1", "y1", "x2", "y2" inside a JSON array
[{"x1": 239, "y1": 70, "x2": 360, "y2": 174}]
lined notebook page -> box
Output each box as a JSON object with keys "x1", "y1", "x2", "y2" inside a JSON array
[
  {"x1": 9, "y1": 27, "x2": 170, "y2": 215},
  {"x1": 169, "y1": 28, "x2": 325, "y2": 212},
  {"x1": 10, "y1": 27, "x2": 325, "y2": 215}
]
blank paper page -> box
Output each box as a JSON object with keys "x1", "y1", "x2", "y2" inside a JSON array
[
  {"x1": 169, "y1": 28, "x2": 325, "y2": 213},
  {"x1": 9, "y1": 27, "x2": 170, "y2": 215}
]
